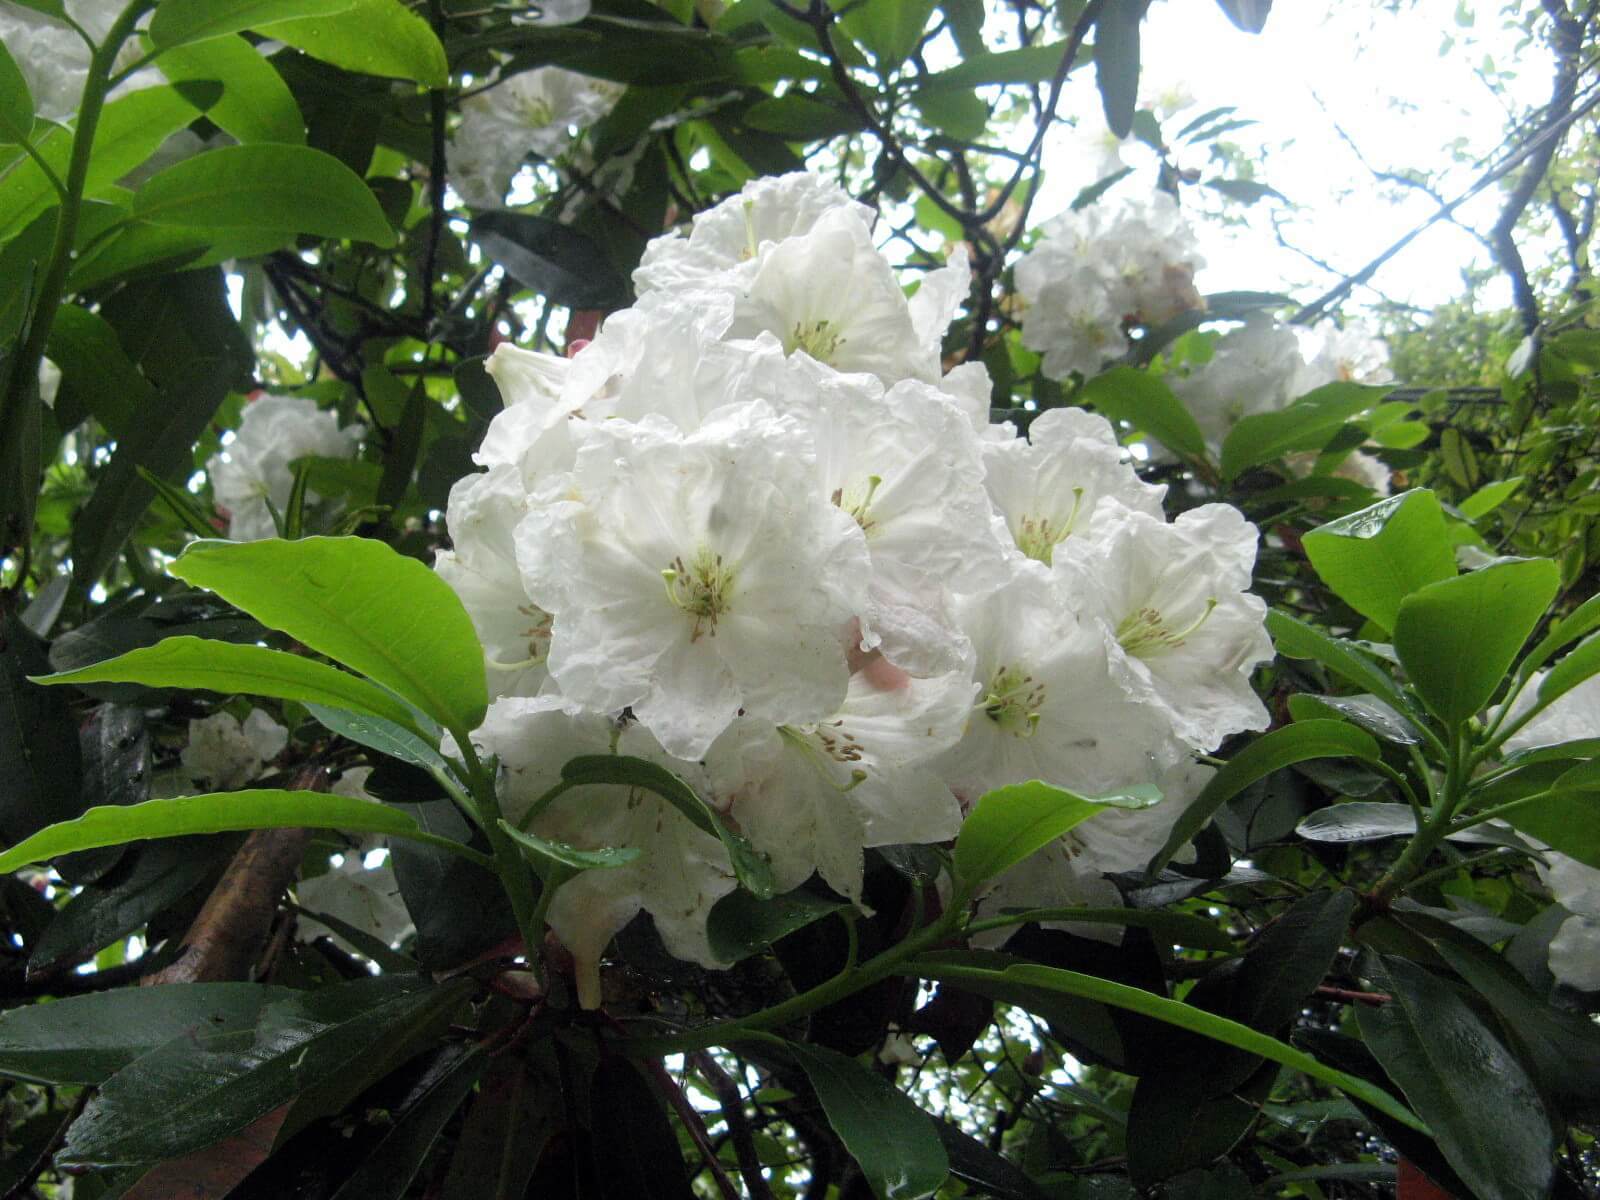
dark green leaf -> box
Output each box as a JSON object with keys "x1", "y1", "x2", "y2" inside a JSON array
[
  {"x1": 1221, "y1": 381, "x2": 1390, "y2": 481},
  {"x1": 168, "y1": 537, "x2": 488, "y2": 738},
  {"x1": 0, "y1": 613, "x2": 85, "y2": 846},
  {"x1": 0, "y1": 981, "x2": 293, "y2": 1085},
  {"x1": 1126, "y1": 1062, "x2": 1267, "y2": 1187},
  {"x1": 910, "y1": 85, "x2": 989, "y2": 140},
  {"x1": 1357, "y1": 954, "x2": 1554, "y2": 1200},
  {"x1": 34, "y1": 636, "x2": 424, "y2": 732},
  {"x1": 45, "y1": 304, "x2": 154, "y2": 438},
  {"x1": 1093, "y1": 0, "x2": 1143, "y2": 138},
  {"x1": 743, "y1": 94, "x2": 864, "y2": 140},
  {"x1": 256, "y1": 0, "x2": 449, "y2": 86},
  {"x1": 498, "y1": 819, "x2": 640, "y2": 873},
  {"x1": 955, "y1": 779, "x2": 1160, "y2": 889},
  {"x1": 559, "y1": 754, "x2": 776, "y2": 898},
  {"x1": 1146, "y1": 720, "x2": 1380, "y2": 876},
  {"x1": 1532, "y1": 631, "x2": 1600, "y2": 717},
  {"x1": 1080, "y1": 367, "x2": 1206, "y2": 460},
  {"x1": 391, "y1": 801, "x2": 518, "y2": 971},
  {"x1": 1394, "y1": 557, "x2": 1560, "y2": 728},
  {"x1": 0, "y1": 37, "x2": 34, "y2": 144},
  {"x1": 306, "y1": 703, "x2": 452, "y2": 775},
  {"x1": 1497, "y1": 762, "x2": 1600, "y2": 869},
  {"x1": 933, "y1": 1118, "x2": 1051, "y2": 1200},
  {"x1": 786, "y1": 1041, "x2": 950, "y2": 1200},
  {"x1": 1265, "y1": 610, "x2": 1410, "y2": 713},
  {"x1": 1297, "y1": 693, "x2": 1420, "y2": 744},
  {"x1": 470, "y1": 211, "x2": 631, "y2": 310},
  {"x1": 440, "y1": 1052, "x2": 553, "y2": 1200},
  {"x1": 706, "y1": 887, "x2": 850, "y2": 964},
  {"x1": 589, "y1": 1056, "x2": 696, "y2": 1200},
  {"x1": 149, "y1": 0, "x2": 352, "y2": 48},
  {"x1": 1302, "y1": 489, "x2": 1457, "y2": 634},
  {"x1": 131, "y1": 143, "x2": 395, "y2": 247}
]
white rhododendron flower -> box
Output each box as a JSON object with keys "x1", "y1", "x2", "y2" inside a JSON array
[
  {"x1": 0, "y1": 0, "x2": 161, "y2": 124},
  {"x1": 181, "y1": 709, "x2": 288, "y2": 791},
  {"x1": 1501, "y1": 669, "x2": 1600, "y2": 756},
  {"x1": 207, "y1": 395, "x2": 363, "y2": 541},
  {"x1": 294, "y1": 770, "x2": 415, "y2": 954},
  {"x1": 435, "y1": 171, "x2": 1275, "y2": 988},
  {"x1": 983, "y1": 407, "x2": 1166, "y2": 566},
  {"x1": 1167, "y1": 315, "x2": 1304, "y2": 455},
  {"x1": 1053, "y1": 503, "x2": 1273, "y2": 751},
  {"x1": 1536, "y1": 853, "x2": 1600, "y2": 992},
  {"x1": 1296, "y1": 321, "x2": 1392, "y2": 391},
  {"x1": 515, "y1": 405, "x2": 872, "y2": 759},
  {"x1": 450, "y1": 66, "x2": 623, "y2": 209}
]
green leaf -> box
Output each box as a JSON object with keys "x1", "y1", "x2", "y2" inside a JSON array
[
  {"x1": 257, "y1": 0, "x2": 449, "y2": 87},
  {"x1": 1266, "y1": 609, "x2": 1411, "y2": 711},
  {"x1": 1534, "y1": 631, "x2": 1600, "y2": 716},
  {"x1": 1517, "y1": 592, "x2": 1600, "y2": 683},
  {"x1": 910, "y1": 85, "x2": 989, "y2": 140},
  {"x1": 1220, "y1": 381, "x2": 1390, "y2": 481},
  {"x1": 1093, "y1": 0, "x2": 1143, "y2": 139},
  {"x1": 917, "y1": 41, "x2": 1081, "y2": 89},
  {"x1": 786, "y1": 1041, "x2": 950, "y2": 1200},
  {"x1": 0, "y1": 791, "x2": 487, "y2": 875},
  {"x1": 45, "y1": 304, "x2": 155, "y2": 438},
  {"x1": 0, "y1": 84, "x2": 217, "y2": 242},
  {"x1": 1301, "y1": 489, "x2": 1457, "y2": 634},
  {"x1": 833, "y1": 0, "x2": 937, "y2": 65},
  {"x1": 954, "y1": 779, "x2": 1159, "y2": 889},
  {"x1": 1293, "y1": 693, "x2": 1420, "y2": 744},
  {"x1": 469, "y1": 211, "x2": 631, "y2": 310},
  {"x1": 587, "y1": 1056, "x2": 697, "y2": 1200},
  {"x1": 329, "y1": 1046, "x2": 487, "y2": 1200},
  {"x1": 0, "y1": 37, "x2": 34, "y2": 144},
  {"x1": 1394, "y1": 557, "x2": 1560, "y2": 728},
  {"x1": 149, "y1": 0, "x2": 352, "y2": 48},
  {"x1": 980, "y1": 906, "x2": 1237, "y2": 951},
  {"x1": 743, "y1": 94, "x2": 864, "y2": 140},
  {"x1": 1497, "y1": 761, "x2": 1600, "y2": 869},
  {"x1": 167, "y1": 537, "x2": 488, "y2": 738},
  {"x1": 498, "y1": 819, "x2": 640, "y2": 873},
  {"x1": 909, "y1": 958, "x2": 1425, "y2": 1133},
  {"x1": 1356, "y1": 954, "x2": 1553, "y2": 1200},
  {"x1": 33, "y1": 636, "x2": 424, "y2": 731},
  {"x1": 1458, "y1": 476, "x2": 1524, "y2": 520},
  {"x1": 61, "y1": 975, "x2": 473, "y2": 1167},
  {"x1": 558, "y1": 755, "x2": 776, "y2": 898},
  {"x1": 1145, "y1": 720, "x2": 1381, "y2": 876},
  {"x1": 151, "y1": 32, "x2": 306, "y2": 144},
  {"x1": 0, "y1": 615, "x2": 85, "y2": 847},
  {"x1": 1080, "y1": 367, "x2": 1206, "y2": 460},
  {"x1": 131, "y1": 143, "x2": 394, "y2": 247},
  {"x1": 706, "y1": 887, "x2": 850, "y2": 964},
  {"x1": 306, "y1": 703, "x2": 451, "y2": 775},
  {"x1": 0, "y1": 983, "x2": 294, "y2": 1086}
]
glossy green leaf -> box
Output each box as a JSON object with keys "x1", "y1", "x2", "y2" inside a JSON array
[
  {"x1": 0, "y1": 38, "x2": 33, "y2": 144},
  {"x1": 1093, "y1": 0, "x2": 1142, "y2": 138},
  {"x1": 786, "y1": 1041, "x2": 950, "y2": 1199},
  {"x1": 306, "y1": 703, "x2": 451, "y2": 775},
  {"x1": 33, "y1": 636, "x2": 422, "y2": 731},
  {"x1": 955, "y1": 779, "x2": 1159, "y2": 889},
  {"x1": 1458, "y1": 476, "x2": 1524, "y2": 520},
  {"x1": 1517, "y1": 592, "x2": 1600, "y2": 683},
  {"x1": 0, "y1": 84, "x2": 217, "y2": 242},
  {"x1": 498, "y1": 819, "x2": 640, "y2": 874},
  {"x1": 559, "y1": 755, "x2": 776, "y2": 898},
  {"x1": 1081, "y1": 367, "x2": 1206, "y2": 460},
  {"x1": 1266, "y1": 609, "x2": 1410, "y2": 711},
  {"x1": 706, "y1": 887, "x2": 850, "y2": 964},
  {"x1": 151, "y1": 32, "x2": 306, "y2": 144},
  {"x1": 1299, "y1": 803, "x2": 1526, "y2": 848},
  {"x1": 1221, "y1": 382, "x2": 1389, "y2": 481},
  {"x1": 257, "y1": 0, "x2": 449, "y2": 87},
  {"x1": 168, "y1": 537, "x2": 488, "y2": 738},
  {"x1": 909, "y1": 958, "x2": 1425, "y2": 1133},
  {"x1": 148, "y1": 0, "x2": 351, "y2": 47},
  {"x1": 1146, "y1": 720, "x2": 1380, "y2": 875},
  {"x1": 1394, "y1": 557, "x2": 1560, "y2": 728},
  {"x1": 131, "y1": 143, "x2": 394, "y2": 246},
  {"x1": 1357, "y1": 954, "x2": 1553, "y2": 1200},
  {"x1": 978, "y1": 906, "x2": 1237, "y2": 951},
  {"x1": 0, "y1": 791, "x2": 489, "y2": 875},
  {"x1": 1497, "y1": 761, "x2": 1600, "y2": 869},
  {"x1": 61, "y1": 975, "x2": 472, "y2": 1167},
  {"x1": 1292, "y1": 693, "x2": 1420, "y2": 744},
  {"x1": 0, "y1": 983, "x2": 294, "y2": 1085},
  {"x1": 1301, "y1": 489, "x2": 1456, "y2": 634}
]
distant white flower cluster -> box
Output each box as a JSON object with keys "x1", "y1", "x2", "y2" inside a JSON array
[
  {"x1": 181, "y1": 709, "x2": 287, "y2": 792},
  {"x1": 437, "y1": 173, "x2": 1274, "y2": 1003},
  {"x1": 450, "y1": 67, "x2": 624, "y2": 210},
  {"x1": 206, "y1": 395, "x2": 364, "y2": 542},
  {"x1": 1015, "y1": 192, "x2": 1205, "y2": 380},
  {"x1": 0, "y1": 0, "x2": 160, "y2": 125}
]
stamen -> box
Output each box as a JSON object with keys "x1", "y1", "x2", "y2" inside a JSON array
[
  {"x1": 780, "y1": 725, "x2": 869, "y2": 792},
  {"x1": 982, "y1": 665, "x2": 1046, "y2": 737},
  {"x1": 787, "y1": 319, "x2": 843, "y2": 363},
  {"x1": 1117, "y1": 598, "x2": 1218, "y2": 657},
  {"x1": 661, "y1": 548, "x2": 735, "y2": 641},
  {"x1": 831, "y1": 474, "x2": 884, "y2": 531},
  {"x1": 1015, "y1": 487, "x2": 1085, "y2": 564},
  {"x1": 741, "y1": 199, "x2": 758, "y2": 261}
]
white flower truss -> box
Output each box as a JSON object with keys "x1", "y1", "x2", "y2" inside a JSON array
[
  {"x1": 206, "y1": 395, "x2": 363, "y2": 541},
  {"x1": 432, "y1": 171, "x2": 1276, "y2": 995}
]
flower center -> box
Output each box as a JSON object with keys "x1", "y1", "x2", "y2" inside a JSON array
[
  {"x1": 787, "y1": 318, "x2": 843, "y2": 363},
  {"x1": 983, "y1": 665, "x2": 1046, "y2": 737},
  {"x1": 780, "y1": 723, "x2": 869, "y2": 792},
  {"x1": 484, "y1": 604, "x2": 554, "y2": 671},
  {"x1": 1116, "y1": 599, "x2": 1217, "y2": 657},
  {"x1": 1014, "y1": 487, "x2": 1085, "y2": 564},
  {"x1": 662, "y1": 547, "x2": 735, "y2": 642},
  {"x1": 740, "y1": 199, "x2": 758, "y2": 261},
  {"x1": 517, "y1": 96, "x2": 556, "y2": 128},
  {"x1": 831, "y1": 474, "x2": 883, "y2": 532}
]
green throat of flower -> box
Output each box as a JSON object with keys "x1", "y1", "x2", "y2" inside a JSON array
[
  {"x1": 983, "y1": 665, "x2": 1046, "y2": 737},
  {"x1": 518, "y1": 97, "x2": 556, "y2": 128},
  {"x1": 662, "y1": 548, "x2": 735, "y2": 641},
  {"x1": 1015, "y1": 487, "x2": 1086, "y2": 564},
  {"x1": 779, "y1": 724, "x2": 869, "y2": 792},
  {"x1": 831, "y1": 474, "x2": 883, "y2": 532},
  {"x1": 787, "y1": 318, "x2": 843, "y2": 364},
  {"x1": 1116, "y1": 598, "x2": 1217, "y2": 657}
]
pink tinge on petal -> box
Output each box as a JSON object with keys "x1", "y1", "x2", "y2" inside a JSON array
[
  {"x1": 860, "y1": 652, "x2": 912, "y2": 693},
  {"x1": 566, "y1": 338, "x2": 591, "y2": 358}
]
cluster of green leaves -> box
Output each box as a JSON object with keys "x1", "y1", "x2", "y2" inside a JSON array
[{"x1": 1, "y1": 0, "x2": 1598, "y2": 1198}]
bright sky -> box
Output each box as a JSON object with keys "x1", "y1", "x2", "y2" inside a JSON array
[{"x1": 1035, "y1": 1, "x2": 1547, "y2": 315}]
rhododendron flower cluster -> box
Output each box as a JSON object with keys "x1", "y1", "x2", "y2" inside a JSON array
[
  {"x1": 206, "y1": 395, "x2": 364, "y2": 541},
  {"x1": 1015, "y1": 191, "x2": 1205, "y2": 380},
  {"x1": 437, "y1": 173, "x2": 1274, "y2": 1002}
]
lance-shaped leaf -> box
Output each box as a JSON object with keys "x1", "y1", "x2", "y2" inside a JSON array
[
  {"x1": 168, "y1": 538, "x2": 487, "y2": 738},
  {"x1": 498, "y1": 820, "x2": 640, "y2": 875},
  {"x1": 953, "y1": 779, "x2": 1159, "y2": 890},
  {"x1": 32, "y1": 636, "x2": 423, "y2": 732}
]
